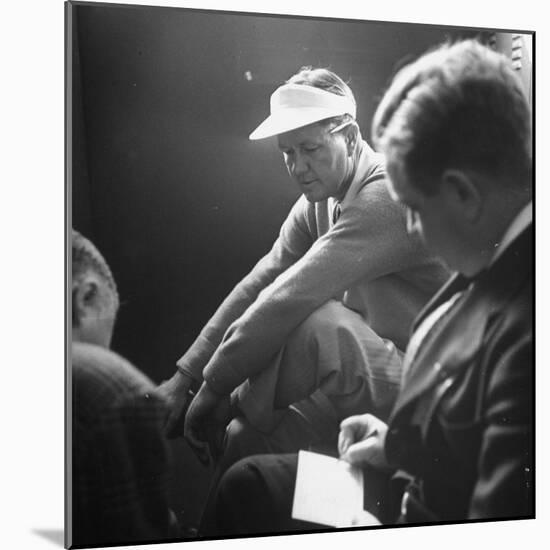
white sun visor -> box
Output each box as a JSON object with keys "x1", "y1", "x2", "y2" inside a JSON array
[{"x1": 249, "y1": 83, "x2": 357, "y2": 140}]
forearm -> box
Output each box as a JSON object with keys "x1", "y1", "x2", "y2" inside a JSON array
[
  {"x1": 176, "y1": 277, "x2": 265, "y2": 381},
  {"x1": 176, "y1": 242, "x2": 299, "y2": 380},
  {"x1": 178, "y1": 197, "x2": 313, "y2": 383},
  {"x1": 203, "y1": 184, "x2": 426, "y2": 394}
]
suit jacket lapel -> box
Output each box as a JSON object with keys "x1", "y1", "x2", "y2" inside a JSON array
[
  {"x1": 390, "y1": 223, "x2": 532, "y2": 420},
  {"x1": 410, "y1": 272, "x2": 470, "y2": 332},
  {"x1": 391, "y1": 284, "x2": 488, "y2": 414}
]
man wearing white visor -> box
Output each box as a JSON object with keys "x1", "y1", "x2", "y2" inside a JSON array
[{"x1": 159, "y1": 68, "x2": 449, "y2": 479}]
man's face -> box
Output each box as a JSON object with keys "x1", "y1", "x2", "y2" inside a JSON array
[
  {"x1": 277, "y1": 122, "x2": 351, "y2": 202},
  {"x1": 386, "y1": 163, "x2": 468, "y2": 273}
]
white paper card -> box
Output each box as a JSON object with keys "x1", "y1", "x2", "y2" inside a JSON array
[{"x1": 291, "y1": 450, "x2": 365, "y2": 527}]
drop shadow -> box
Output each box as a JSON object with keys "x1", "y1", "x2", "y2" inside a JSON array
[{"x1": 32, "y1": 528, "x2": 64, "y2": 547}]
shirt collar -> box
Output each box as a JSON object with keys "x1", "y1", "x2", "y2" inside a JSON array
[
  {"x1": 491, "y1": 201, "x2": 532, "y2": 264},
  {"x1": 337, "y1": 141, "x2": 375, "y2": 204}
]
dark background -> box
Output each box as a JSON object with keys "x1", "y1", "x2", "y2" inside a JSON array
[{"x1": 69, "y1": 1, "x2": 519, "y2": 534}]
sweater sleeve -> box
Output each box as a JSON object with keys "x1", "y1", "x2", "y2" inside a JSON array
[
  {"x1": 203, "y1": 177, "x2": 430, "y2": 395},
  {"x1": 176, "y1": 196, "x2": 314, "y2": 381}
]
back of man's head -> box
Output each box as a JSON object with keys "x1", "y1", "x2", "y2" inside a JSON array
[
  {"x1": 72, "y1": 229, "x2": 119, "y2": 347},
  {"x1": 372, "y1": 39, "x2": 531, "y2": 197}
]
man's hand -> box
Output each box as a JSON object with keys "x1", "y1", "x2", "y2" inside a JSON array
[
  {"x1": 156, "y1": 370, "x2": 196, "y2": 439},
  {"x1": 338, "y1": 413, "x2": 390, "y2": 471},
  {"x1": 184, "y1": 382, "x2": 232, "y2": 465}
]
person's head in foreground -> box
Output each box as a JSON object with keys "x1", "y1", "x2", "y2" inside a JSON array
[
  {"x1": 72, "y1": 229, "x2": 119, "y2": 347},
  {"x1": 372, "y1": 39, "x2": 532, "y2": 275},
  {"x1": 250, "y1": 67, "x2": 363, "y2": 202}
]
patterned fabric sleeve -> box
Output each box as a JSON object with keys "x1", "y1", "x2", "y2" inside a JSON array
[{"x1": 73, "y1": 391, "x2": 174, "y2": 546}]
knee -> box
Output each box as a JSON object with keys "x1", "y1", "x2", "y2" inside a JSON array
[
  {"x1": 215, "y1": 458, "x2": 262, "y2": 534},
  {"x1": 218, "y1": 458, "x2": 258, "y2": 500},
  {"x1": 221, "y1": 417, "x2": 265, "y2": 471}
]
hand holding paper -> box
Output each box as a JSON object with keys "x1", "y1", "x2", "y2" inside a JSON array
[{"x1": 338, "y1": 413, "x2": 390, "y2": 471}]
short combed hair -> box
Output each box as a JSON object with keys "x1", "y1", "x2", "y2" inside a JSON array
[
  {"x1": 287, "y1": 67, "x2": 357, "y2": 129},
  {"x1": 372, "y1": 39, "x2": 532, "y2": 194},
  {"x1": 72, "y1": 229, "x2": 119, "y2": 325}
]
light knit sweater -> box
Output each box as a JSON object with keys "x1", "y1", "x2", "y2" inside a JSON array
[{"x1": 177, "y1": 142, "x2": 450, "y2": 395}]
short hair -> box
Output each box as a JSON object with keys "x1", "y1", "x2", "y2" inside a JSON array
[
  {"x1": 72, "y1": 229, "x2": 119, "y2": 326},
  {"x1": 372, "y1": 39, "x2": 532, "y2": 195},
  {"x1": 287, "y1": 67, "x2": 357, "y2": 129}
]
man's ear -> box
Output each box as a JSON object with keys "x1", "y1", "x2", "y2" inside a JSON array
[
  {"x1": 441, "y1": 169, "x2": 483, "y2": 223},
  {"x1": 344, "y1": 122, "x2": 359, "y2": 156},
  {"x1": 73, "y1": 278, "x2": 100, "y2": 325}
]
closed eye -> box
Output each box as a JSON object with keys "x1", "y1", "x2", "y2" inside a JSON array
[{"x1": 303, "y1": 141, "x2": 324, "y2": 153}]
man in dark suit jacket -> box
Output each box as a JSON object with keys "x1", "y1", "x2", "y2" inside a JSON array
[{"x1": 209, "y1": 38, "x2": 533, "y2": 535}]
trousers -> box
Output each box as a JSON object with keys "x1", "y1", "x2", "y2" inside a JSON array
[
  {"x1": 199, "y1": 300, "x2": 403, "y2": 535},
  {"x1": 234, "y1": 300, "x2": 403, "y2": 435},
  {"x1": 213, "y1": 453, "x2": 393, "y2": 536}
]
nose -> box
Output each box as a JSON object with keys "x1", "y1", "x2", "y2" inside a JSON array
[{"x1": 289, "y1": 151, "x2": 309, "y2": 177}]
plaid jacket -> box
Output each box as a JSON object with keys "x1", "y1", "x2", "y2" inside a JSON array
[{"x1": 70, "y1": 341, "x2": 174, "y2": 547}]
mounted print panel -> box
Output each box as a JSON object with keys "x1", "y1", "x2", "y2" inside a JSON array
[{"x1": 66, "y1": 1, "x2": 534, "y2": 548}]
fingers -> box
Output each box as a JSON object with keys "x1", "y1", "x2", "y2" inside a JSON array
[
  {"x1": 341, "y1": 428, "x2": 389, "y2": 470},
  {"x1": 164, "y1": 408, "x2": 186, "y2": 439},
  {"x1": 184, "y1": 424, "x2": 211, "y2": 466},
  {"x1": 164, "y1": 393, "x2": 192, "y2": 439},
  {"x1": 189, "y1": 442, "x2": 211, "y2": 466},
  {"x1": 205, "y1": 399, "x2": 231, "y2": 463},
  {"x1": 338, "y1": 424, "x2": 354, "y2": 457},
  {"x1": 183, "y1": 400, "x2": 211, "y2": 465},
  {"x1": 338, "y1": 414, "x2": 375, "y2": 457},
  {"x1": 341, "y1": 438, "x2": 374, "y2": 466},
  {"x1": 206, "y1": 424, "x2": 226, "y2": 464},
  {"x1": 340, "y1": 413, "x2": 375, "y2": 432},
  {"x1": 183, "y1": 388, "x2": 230, "y2": 466}
]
